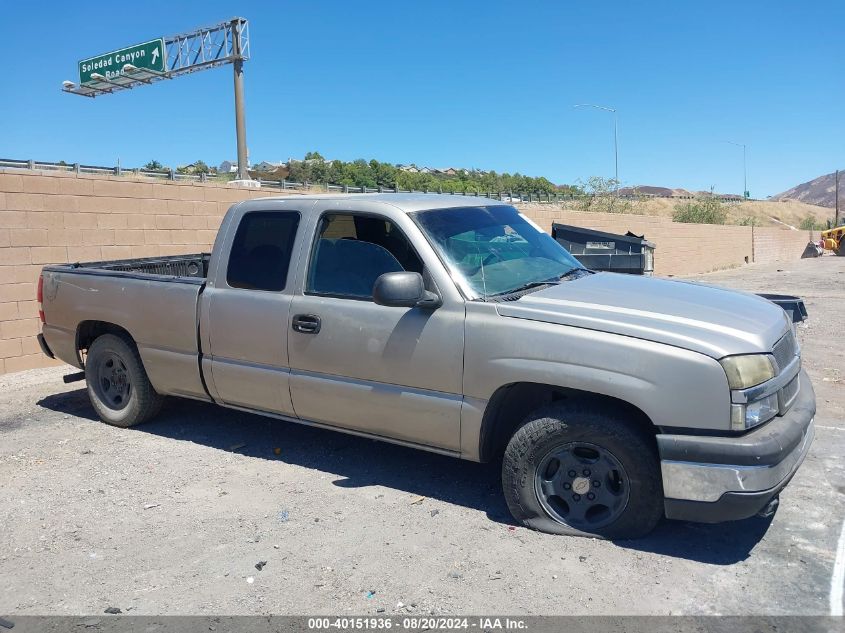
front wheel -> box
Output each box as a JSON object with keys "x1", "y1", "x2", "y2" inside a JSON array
[
  {"x1": 502, "y1": 403, "x2": 663, "y2": 539},
  {"x1": 85, "y1": 333, "x2": 164, "y2": 428}
]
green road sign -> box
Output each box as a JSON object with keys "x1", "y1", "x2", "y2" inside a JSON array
[{"x1": 79, "y1": 38, "x2": 165, "y2": 84}]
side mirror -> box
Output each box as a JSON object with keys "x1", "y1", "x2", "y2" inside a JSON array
[{"x1": 373, "y1": 272, "x2": 441, "y2": 309}]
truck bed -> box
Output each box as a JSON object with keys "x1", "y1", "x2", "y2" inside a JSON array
[
  {"x1": 60, "y1": 253, "x2": 210, "y2": 281},
  {"x1": 41, "y1": 254, "x2": 210, "y2": 401}
]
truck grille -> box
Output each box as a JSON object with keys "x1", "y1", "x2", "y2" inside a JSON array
[{"x1": 772, "y1": 330, "x2": 797, "y2": 373}]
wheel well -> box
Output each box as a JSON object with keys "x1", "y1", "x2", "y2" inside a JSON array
[
  {"x1": 478, "y1": 382, "x2": 656, "y2": 462},
  {"x1": 76, "y1": 321, "x2": 134, "y2": 365}
]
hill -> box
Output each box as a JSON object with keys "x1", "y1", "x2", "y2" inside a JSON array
[
  {"x1": 527, "y1": 196, "x2": 832, "y2": 229},
  {"x1": 772, "y1": 170, "x2": 843, "y2": 208},
  {"x1": 632, "y1": 198, "x2": 831, "y2": 228},
  {"x1": 616, "y1": 185, "x2": 742, "y2": 199}
]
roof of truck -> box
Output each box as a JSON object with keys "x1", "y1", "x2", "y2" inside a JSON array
[{"x1": 240, "y1": 192, "x2": 509, "y2": 213}]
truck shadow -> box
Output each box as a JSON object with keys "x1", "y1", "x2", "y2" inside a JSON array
[{"x1": 37, "y1": 389, "x2": 773, "y2": 565}]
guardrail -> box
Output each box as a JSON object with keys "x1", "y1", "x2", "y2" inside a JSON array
[{"x1": 0, "y1": 157, "x2": 755, "y2": 203}]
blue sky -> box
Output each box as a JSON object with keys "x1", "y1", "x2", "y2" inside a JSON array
[{"x1": 3, "y1": 1, "x2": 843, "y2": 197}]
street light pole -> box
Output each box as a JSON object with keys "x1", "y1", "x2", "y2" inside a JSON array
[
  {"x1": 613, "y1": 110, "x2": 618, "y2": 193},
  {"x1": 575, "y1": 103, "x2": 618, "y2": 193}
]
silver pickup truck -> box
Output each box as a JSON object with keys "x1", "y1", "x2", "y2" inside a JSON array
[{"x1": 37, "y1": 194, "x2": 815, "y2": 539}]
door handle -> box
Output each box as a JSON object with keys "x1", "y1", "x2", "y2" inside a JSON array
[{"x1": 292, "y1": 314, "x2": 321, "y2": 334}]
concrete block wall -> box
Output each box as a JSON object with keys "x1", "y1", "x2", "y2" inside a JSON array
[
  {"x1": 525, "y1": 207, "x2": 810, "y2": 277},
  {"x1": 752, "y1": 227, "x2": 815, "y2": 265},
  {"x1": 0, "y1": 169, "x2": 814, "y2": 374},
  {"x1": 0, "y1": 170, "x2": 293, "y2": 374}
]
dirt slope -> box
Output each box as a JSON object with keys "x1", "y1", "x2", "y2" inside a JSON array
[{"x1": 773, "y1": 170, "x2": 844, "y2": 208}]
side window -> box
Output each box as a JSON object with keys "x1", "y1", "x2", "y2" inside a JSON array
[
  {"x1": 226, "y1": 211, "x2": 300, "y2": 291},
  {"x1": 307, "y1": 213, "x2": 424, "y2": 299}
]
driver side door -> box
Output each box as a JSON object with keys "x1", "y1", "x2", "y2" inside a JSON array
[{"x1": 287, "y1": 207, "x2": 465, "y2": 452}]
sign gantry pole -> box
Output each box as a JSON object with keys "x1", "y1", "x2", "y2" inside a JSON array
[
  {"x1": 231, "y1": 18, "x2": 249, "y2": 181},
  {"x1": 62, "y1": 17, "x2": 252, "y2": 181}
]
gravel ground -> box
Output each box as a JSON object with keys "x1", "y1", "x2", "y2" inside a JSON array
[{"x1": 1, "y1": 256, "x2": 843, "y2": 616}]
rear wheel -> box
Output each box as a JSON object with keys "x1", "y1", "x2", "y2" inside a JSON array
[
  {"x1": 502, "y1": 403, "x2": 663, "y2": 539},
  {"x1": 837, "y1": 238, "x2": 845, "y2": 256},
  {"x1": 85, "y1": 333, "x2": 164, "y2": 427}
]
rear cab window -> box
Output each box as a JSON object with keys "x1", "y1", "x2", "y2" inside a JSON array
[{"x1": 226, "y1": 211, "x2": 300, "y2": 291}]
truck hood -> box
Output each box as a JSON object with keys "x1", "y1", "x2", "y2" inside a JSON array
[{"x1": 495, "y1": 272, "x2": 790, "y2": 358}]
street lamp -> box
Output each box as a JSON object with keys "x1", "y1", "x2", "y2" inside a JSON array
[
  {"x1": 725, "y1": 141, "x2": 748, "y2": 199},
  {"x1": 574, "y1": 103, "x2": 618, "y2": 192}
]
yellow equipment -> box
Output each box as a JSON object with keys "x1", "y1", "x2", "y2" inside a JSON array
[{"x1": 821, "y1": 225, "x2": 845, "y2": 255}]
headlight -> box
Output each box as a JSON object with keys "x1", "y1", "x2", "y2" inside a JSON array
[
  {"x1": 730, "y1": 393, "x2": 779, "y2": 430},
  {"x1": 720, "y1": 354, "x2": 775, "y2": 389}
]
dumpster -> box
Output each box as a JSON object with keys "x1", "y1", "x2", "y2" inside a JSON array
[
  {"x1": 552, "y1": 223, "x2": 656, "y2": 275},
  {"x1": 756, "y1": 294, "x2": 808, "y2": 323}
]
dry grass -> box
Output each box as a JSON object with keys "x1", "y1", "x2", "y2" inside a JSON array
[{"x1": 550, "y1": 197, "x2": 833, "y2": 228}]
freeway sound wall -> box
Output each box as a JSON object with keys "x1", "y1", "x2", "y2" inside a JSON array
[{"x1": 0, "y1": 169, "x2": 813, "y2": 374}]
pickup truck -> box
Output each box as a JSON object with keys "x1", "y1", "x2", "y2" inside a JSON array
[{"x1": 37, "y1": 194, "x2": 815, "y2": 539}]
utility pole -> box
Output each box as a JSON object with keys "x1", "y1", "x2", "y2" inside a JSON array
[
  {"x1": 836, "y1": 169, "x2": 840, "y2": 227},
  {"x1": 232, "y1": 18, "x2": 249, "y2": 181}
]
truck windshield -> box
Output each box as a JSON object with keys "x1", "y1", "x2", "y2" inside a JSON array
[{"x1": 411, "y1": 205, "x2": 585, "y2": 299}]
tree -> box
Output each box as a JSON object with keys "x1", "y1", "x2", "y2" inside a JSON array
[
  {"x1": 193, "y1": 160, "x2": 210, "y2": 175},
  {"x1": 275, "y1": 150, "x2": 577, "y2": 194},
  {"x1": 144, "y1": 160, "x2": 163, "y2": 170}
]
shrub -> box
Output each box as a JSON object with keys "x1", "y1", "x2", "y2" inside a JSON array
[
  {"x1": 798, "y1": 215, "x2": 826, "y2": 231},
  {"x1": 673, "y1": 195, "x2": 728, "y2": 224},
  {"x1": 574, "y1": 176, "x2": 639, "y2": 214}
]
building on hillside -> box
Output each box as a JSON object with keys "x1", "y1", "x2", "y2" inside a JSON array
[
  {"x1": 218, "y1": 160, "x2": 239, "y2": 173},
  {"x1": 253, "y1": 160, "x2": 285, "y2": 172},
  {"x1": 177, "y1": 162, "x2": 212, "y2": 175},
  {"x1": 398, "y1": 164, "x2": 419, "y2": 173},
  {"x1": 249, "y1": 162, "x2": 290, "y2": 180}
]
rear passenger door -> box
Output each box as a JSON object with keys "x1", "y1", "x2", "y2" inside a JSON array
[{"x1": 202, "y1": 208, "x2": 304, "y2": 415}]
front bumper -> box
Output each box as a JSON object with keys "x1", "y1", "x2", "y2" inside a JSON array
[{"x1": 658, "y1": 369, "x2": 816, "y2": 523}]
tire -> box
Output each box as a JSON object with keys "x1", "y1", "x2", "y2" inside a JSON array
[
  {"x1": 502, "y1": 402, "x2": 663, "y2": 539},
  {"x1": 85, "y1": 333, "x2": 164, "y2": 428},
  {"x1": 837, "y1": 240, "x2": 845, "y2": 256}
]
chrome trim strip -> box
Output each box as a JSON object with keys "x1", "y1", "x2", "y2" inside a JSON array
[
  {"x1": 661, "y1": 418, "x2": 814, "y2": 502},
  {"x1": 779, "y1": 373, "x2": 800, "y2": 414},
  {"x1": 731, "y1": 355, "x2": 800, "y2": 404}
]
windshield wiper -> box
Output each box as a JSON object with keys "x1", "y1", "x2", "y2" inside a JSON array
[
  {"x1": 490, "y1": 279, "x2": 560, "y2": 298},
  {"x1": 559, "y1": 267, "x2": 592, "y2": 281},
  {"x1": 487, "y1": 268, "x2": 592, "y2": 300}
]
